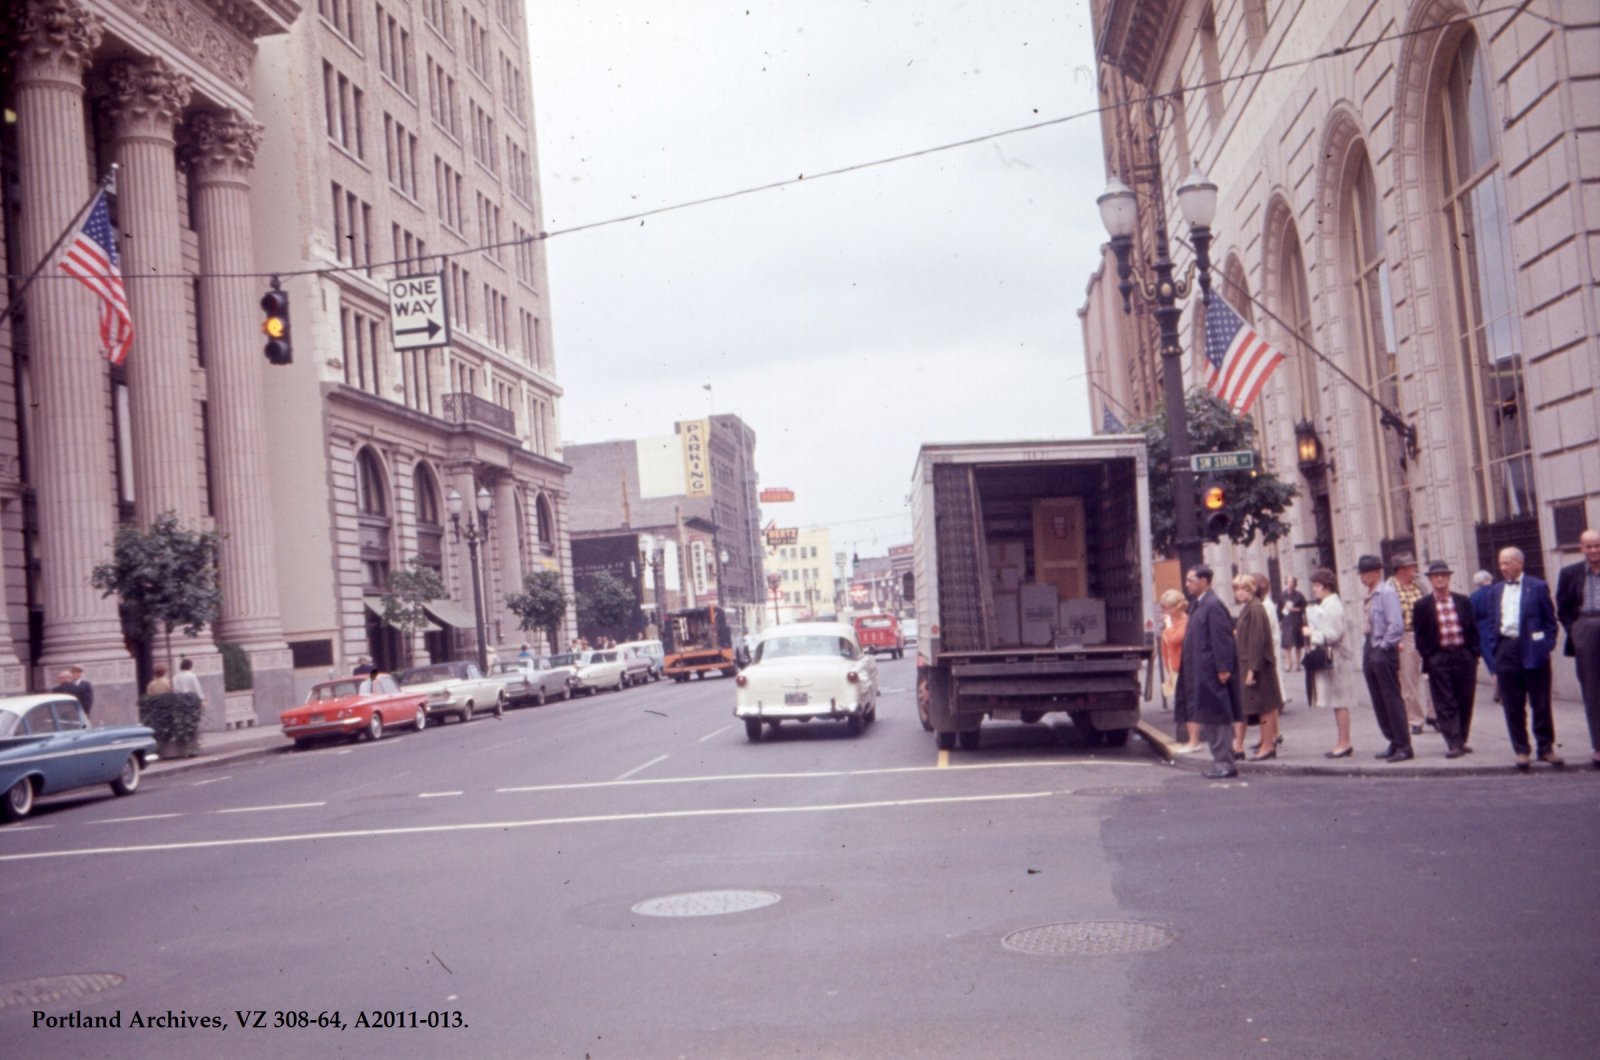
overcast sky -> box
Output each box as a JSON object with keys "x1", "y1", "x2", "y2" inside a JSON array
[{"x1": 528, "y1": 2, "x2": 1109, "y2": 559}]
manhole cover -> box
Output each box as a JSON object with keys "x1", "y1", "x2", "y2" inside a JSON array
[
  {"x1": 0, "y1": 973, "x2": 125, "y2": 1010},
  {"x1": 1002, "y1": 921, "x2": 1173, "y2": 956},
  {"x1": 632, "y1": 890, "x2": 781, "y2": 918}
]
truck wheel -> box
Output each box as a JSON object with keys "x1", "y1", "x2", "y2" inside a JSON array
[
  {"x1": 847, "y1": 714, "x2": 863, "y2": 736},
  {"x1": 935, "y1": 731, "x2": 956, "y2": 751},
  {"x1": 1103, "y1": 728, "x2": 1131, "y2": 748},
  {"x1": 958, "y1": 729, "x2": 982, "y2": 750},
  {"x1": 744, "y1": 718, "x2": 762, "y2": 742}
]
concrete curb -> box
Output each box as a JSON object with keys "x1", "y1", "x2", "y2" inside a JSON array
[{"x1": 145, "y1": 738, "x2": 286, "y2": 778}]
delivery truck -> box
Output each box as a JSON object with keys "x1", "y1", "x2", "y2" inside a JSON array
[{"x1": 910, "y1": 439, "x2": 1155, "y2": 750}]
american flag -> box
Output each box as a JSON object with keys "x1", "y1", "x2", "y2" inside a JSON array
[
  {"x1": 1202, "y1": 294, "x2": 1283, "y2": 417},
  {"x1": 58, "y1": 190, "x2": 133, "y2": 366},
  {"x1": 1101, "y1": 406, "x2": 1126, "y2": 433}
]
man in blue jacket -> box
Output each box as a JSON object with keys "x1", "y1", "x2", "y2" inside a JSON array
[{"x1": 1483, "y1": 547, "x2": 1562, "y2": 769}]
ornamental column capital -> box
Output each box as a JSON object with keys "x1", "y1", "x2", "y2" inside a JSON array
[
  {"x1": 11, "y1": 0, "x2": 103, "y2": 82},
  {"x1": 99, "y1": 57, "x2": 192, "y2": 140},
  {"x1": 181, "y1": 109, "x2": 264, "y2": 181}
]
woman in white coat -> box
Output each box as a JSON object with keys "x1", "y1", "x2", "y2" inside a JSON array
[{"x1": 1305, "y1": 567, "x2": 1360, "y2": 758}]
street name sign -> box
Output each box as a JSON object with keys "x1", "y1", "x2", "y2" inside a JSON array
[
  {"x1": 387, "y1": 274, "x2": 450, "y2": 351},
  {"x1": 1191, "y1": 450, "x2": 1255, "y2": 472}
]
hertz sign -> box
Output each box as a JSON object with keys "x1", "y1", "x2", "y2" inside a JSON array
[{"x1": 765, "y1": 527, "x2": 799, "y2": 547}]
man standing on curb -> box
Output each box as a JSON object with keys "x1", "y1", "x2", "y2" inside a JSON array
[
  {"x1": 1359, "y1": 554, "x2": 1411, "y2": 762},
  {"x1": 1388, "y1": 553, "x2": 1436, "y2": 735},
  {"x1": 1485, "y1": 547, "x2": 1562, "y2": 770},
  {"x1": 1555, "y1": 528, "x2": 1600, "y2": 769},
  {"x1": 1413, "y1": 560, "x2": 1479, "y2": 759},
  {"x1": 1176, "y1": 565, "x2": 1242, "y2": 780}
]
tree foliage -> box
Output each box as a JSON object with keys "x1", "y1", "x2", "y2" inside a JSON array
[
  {"x1": 505, "y1": 569, "x2": 568, "y2": 650},
  {"x1": 1136, "y1": 388, "x2": 1300, "y2": 556},
  {"x1": 381, "y1": 556, "x2": 448, "y2": 666},
  {"x1": 91, "y1": 511, "x2": 221, "y2": 668},
  {"x1": 576, "y1": 571, "x2": 640, "y2": 644}
]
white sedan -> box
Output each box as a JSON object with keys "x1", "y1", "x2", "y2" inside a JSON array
[{"x1": 733, "y1": 622, "x2": 879, "y2": 741}]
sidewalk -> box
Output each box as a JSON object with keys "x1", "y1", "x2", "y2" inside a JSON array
[
  {"x1": 144, "y1": 724, "x2": 286, "y2": 778},
  {"x1": 1142, "y1": 675, "x2": 1598, "y2": 777}
]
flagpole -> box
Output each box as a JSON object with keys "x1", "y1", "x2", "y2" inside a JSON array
[{"x1": 0, "y1": 165, "x2": 119, "y2": 334}]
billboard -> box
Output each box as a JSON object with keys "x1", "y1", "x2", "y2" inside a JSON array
[
  {"x1": 759, "y1": 488, "x2": 795, "y2": 503},
  {"x1": 678, "y1": 419, "x2": 711, "y2": 497}
]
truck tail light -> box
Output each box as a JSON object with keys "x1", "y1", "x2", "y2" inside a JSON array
[{"x1": 735, "y1": 674, "x2": 748, "y2": 687}]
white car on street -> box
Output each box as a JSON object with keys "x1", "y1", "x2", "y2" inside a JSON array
[
  {"x1": 733, "y1": 622, "x2": 879, "y2": 741},
  {"x1": 398, "y1": 661, "x2": 504, "y2": 724},
  {"x1": 569, "y1": 649, "x2": 627, "y2": 695}
]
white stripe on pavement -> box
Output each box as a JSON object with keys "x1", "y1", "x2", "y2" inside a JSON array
[
  {"x1": 697, "y1": 725, "x2": 732, "y2": 742},
  {"x1": 190, "y1": 775, "x2": 231, "y2": 786},
  {"x1": 0, "y1": 790, "x2": 1059, "y2": 862},
  {"x1": 95, "y1": 813, "x2": 183, "y2": 825},
  {"x1": 614, "y1": 754, "x2": 669, "y2": 781},
  {"x1": 213, "y1": 802, "x2": 326, "y2": 814},
  {"x1": 418, "y1": 791, "x2": 462, "y2": 798}
]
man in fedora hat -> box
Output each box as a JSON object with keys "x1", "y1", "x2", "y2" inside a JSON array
[
  {"x1": 1412, "y1": 560, "x2": 1480, "y2": 758},
  {"x1": 1387, "y1": 551, "x2": 1436, "y2": 735},
  {"x1": 1359, "y1": 554, "x2": 1412, "y2": 761}
]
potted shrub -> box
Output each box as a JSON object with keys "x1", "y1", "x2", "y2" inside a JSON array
[{"x1": 140, "y1": 691, "x2": 204, "y2": 758}]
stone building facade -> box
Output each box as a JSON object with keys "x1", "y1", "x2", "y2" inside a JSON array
[
  {"x1": 1083, "y1": 0, "x2": 1599, "y2": 693},
  {"x1": 0, "y1": 0, "x2": 571, "y2": 724}
]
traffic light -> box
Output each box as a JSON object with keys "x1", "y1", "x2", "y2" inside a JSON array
[
  {"x1": 261, "y1": 283, "x2": 292, "y2": 365},
  {"x1": 1201, "y1": 478, "x2": 1232, "y2": 541}
]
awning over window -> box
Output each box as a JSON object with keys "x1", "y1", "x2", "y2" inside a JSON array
[
  {"x1": 364, "y1": 598, "x2": 441, "y2": 633},
  {"x1": 421, "y1": 598, "x2": 480, "y2": 630}
]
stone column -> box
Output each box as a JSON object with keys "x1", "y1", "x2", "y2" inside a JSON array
[
  {"x1": 11, "y1": 0, "x2": 136, "y2": 714},
  {"x1": 493, "y1": 478, "x2": 524, "y2": 648},
  {"x1": 101, "y1": 57, "x2": 200, "y2": 524},
  {"x1": 181, "y1": 109, "x2": 294, "y2": 726}
]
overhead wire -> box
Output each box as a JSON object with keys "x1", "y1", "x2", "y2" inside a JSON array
[{"x1": 0, "y1": 3, "x2": 1551, "y2": 287}]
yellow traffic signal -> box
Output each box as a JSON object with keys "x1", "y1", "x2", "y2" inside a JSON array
[
  {"x1": 261, "y1": 285, "x2": 292, "y2": 365},
  {"x1": 1202, "y1": 484, "x2": 1226, "y2": 510}
]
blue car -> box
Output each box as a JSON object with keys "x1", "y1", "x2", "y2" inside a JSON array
[{"x1": 1, "y1": 695, "x2": 158, "y2": 822}]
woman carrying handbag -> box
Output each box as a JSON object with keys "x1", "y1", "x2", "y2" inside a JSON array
[{"x1": 1305, "y1": 567, "x2": 1360, "y2": 757}]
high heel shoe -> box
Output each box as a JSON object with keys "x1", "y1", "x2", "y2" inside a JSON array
[
  {"x1": 1248, "y1": 750, "x2": 1277, "y2": 762},
  {"x1": 1323, "y1": 747, "x2": 1353, "y2": 759}
]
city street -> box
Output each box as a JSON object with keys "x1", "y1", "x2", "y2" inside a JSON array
[{"x1": 2, "y1": 656, "x2": 1596, "y2": 1058}]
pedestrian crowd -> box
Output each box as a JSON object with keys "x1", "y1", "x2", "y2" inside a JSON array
[{"x1": 1163, "y1": 528, "x2": 1600, "y2": 779}]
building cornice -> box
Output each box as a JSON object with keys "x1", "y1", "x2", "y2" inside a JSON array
[{"x1": 1096, "y1": 0, "x2": 1179, "y2": 88}]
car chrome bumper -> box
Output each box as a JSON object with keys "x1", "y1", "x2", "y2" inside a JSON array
[
  {"x1": 734, "y1": 700, "x2": 864, "y2": 720},
  {"x1": 282, "y1": 718, "x2": 362, "y2": 738}
]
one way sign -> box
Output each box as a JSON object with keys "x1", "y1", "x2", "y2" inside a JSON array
[{"x1": 387, "y1": 274, "x2": 451, "y2": 351}]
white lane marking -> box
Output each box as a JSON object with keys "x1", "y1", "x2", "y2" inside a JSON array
[
  {"x1": 96, "y1": 813, "x2": 183, "y2": 825},
  {"x1": 0, "y1": 790, "x2": 1058, "y2": 862},
  {"x1": 419, "y1": 791, "x2": 462, "y2": 799},
  {"x1": 213, "y1": 801, "x2": 326, "y2": 815},
  {"x1": 3, "y1": 824, "x2": 54, "y2": 833},
  {"x1": 473, "y1": 738, "x2": 525, "y2": 755},
  {"x1": 190, "y1": 775, "x2": 231, "y2": 787},
  {"x1": 698, "y1": 725, "x2": 733, "y2": 742},
  {"x1": 615, "y1": 754, "x2": 669, "y2": 782},
  {"x1": 497, "y1": 758, "x2": 1144, "y2": 795},
  {"x1": 337, "y1": 749, "x2": 354, "y2": 755}
]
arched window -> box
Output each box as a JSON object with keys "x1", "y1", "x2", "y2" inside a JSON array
[
  {"x1": 513, "y1": 487, "x2": 529, "y2": 566},
  {"x1": 535, "y1": 493, "x2": 555, "y2": 556},
  {"x1": 355, "y1": 447, "x2": 392, "y2": 590},
  {"x1": 1342, "y1": 147, "x2": 1413, "y2": 542},
  {"x1": 1277, "y1": 223, "x2": 1319, "y2": 421},
  {"x1": 413, "y1": 462, "x2": 442, "y2": 570},
  {"x1": 1436, "y1": 31, "x2": 1534, "y2": 525}
]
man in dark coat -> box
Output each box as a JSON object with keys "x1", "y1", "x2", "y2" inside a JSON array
[
  {"x1": 1484, "y1": 547, "x2": 1561, "y2": 769},
  {"x1": 1554, "y1": 528, "x2": 1600, "y2": 768},
  {"x1": 1412, "y1": 560, "x2": 1480, "y2": 759},
  {"x1": 1175, "y1": 565, "x2": 1242, "y2": 779}
]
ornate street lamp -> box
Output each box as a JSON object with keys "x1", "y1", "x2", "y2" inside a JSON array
[
  {"x1": 1294, "y1": 419, "x2": 1327, "y2": 477},
  {"x1": 1098, "y1": 163, "x2": 1218, "y2": 579},
  {"x1": 447, "y1": 484, "x2": 493, "y2": 673},
  {"x1": 766, "y1": 571, "x2": 783, "y2": 627}
]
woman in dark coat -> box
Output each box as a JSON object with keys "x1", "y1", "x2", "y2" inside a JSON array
[
  {"x1": 1280, "y1": 576, "x2": 1308, "y2": 671},
  {"x1": 1233, "y1": 574, "x2": 1285, "y2": 760}
]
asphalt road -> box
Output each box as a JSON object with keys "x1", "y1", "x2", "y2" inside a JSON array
[{"x1": 2, "y1": 655, "x2": 1595, "y2": 1059}]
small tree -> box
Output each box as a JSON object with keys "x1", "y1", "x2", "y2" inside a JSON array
[
  {"x1": 505, "y1": 569, "x2": 568, "y2": 653},
  {"x1": 381, "y1": 556, "x2": 448, "y2": 668},
  {"x1": 576, "y1": 571, "x2": 640, "y2": 645},
  {"x1": 1137, "y1": 388, "x2": 1300, "y2": 555},
  {"x1": 91, "y1": 510, "x2": 221, "y2": 671}
]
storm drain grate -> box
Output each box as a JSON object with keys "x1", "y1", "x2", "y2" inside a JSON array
[
  {"x1": 0, "y1": 973, "x2": 125, "y2": 1010},
  {"x1": 632, "y1": 890, "x2": 781, "y2": 918},
  {"x1": 1003, "y1": 921, "x2": 1173, "y2": 957}
]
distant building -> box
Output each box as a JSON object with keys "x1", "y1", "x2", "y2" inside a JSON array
[{"x1": 770, "y1": 528, "x2": 835, "y2": 623}]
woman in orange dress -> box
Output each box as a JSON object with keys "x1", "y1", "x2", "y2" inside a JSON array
[{"x1": 1160, "y1": 589, "x2": 1202, "y2": 753}]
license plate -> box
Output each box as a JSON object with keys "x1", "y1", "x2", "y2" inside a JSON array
[
  {"x1": 784, "y1": 692, "x2": 808, "y2": 706},
  {"x1": 310, "y1": 713, "x2": 324, "y2": 723}
]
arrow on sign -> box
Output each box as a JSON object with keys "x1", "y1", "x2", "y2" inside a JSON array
[{"x1": 396, "y1": 319, "x2": 443, "y2": 341}]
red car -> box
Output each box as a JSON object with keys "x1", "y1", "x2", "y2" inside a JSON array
[
  {"x1": 280, "y1": 675, "x2": 428, "y2": 748},
  {"x1": 853, "y1": 613, "x2": 905, "y2": 659}
]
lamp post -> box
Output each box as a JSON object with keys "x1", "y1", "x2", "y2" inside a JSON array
[
  {"x1": 447, "y1": 484, "x2": 493, "y2": 673},
  {"x1": 766, "y1": 571, "x2": 782, "y2": 627},
  {"x1": 1097, "y1": 162, "x2": 1218, "y2": 580}
]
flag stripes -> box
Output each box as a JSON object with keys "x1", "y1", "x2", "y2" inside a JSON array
[
  {"x1": 58, "y1": 190, "x2": 133, "y2": 366},
  {"x1": 1201, "y1": 295, "x2": 1284, "y2": 417}
]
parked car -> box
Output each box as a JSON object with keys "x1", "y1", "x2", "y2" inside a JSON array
[
  {"x1": 1, "y1": 695, "x2": 158, "y2": 822},
  {"x1": 853, "y1": 613, "x2": 905, "y2": 659},
  {"x1": 544, "y1": 653, "x2": 583, "y2": 693},
  {"x1": 733, "y1": 622, "x2": 880, "y2": 741},
  {"x1": 485, "y1": 659, "x2": 571, "y2": 706},
  {"x1": 617, "y1": 646, "x2": 654, "y2": 688},
  {"x1": 616, "y1": 639, "x2": 665, "y2": 681},
  {"x1": 398, "y1": 661, "x2": 505, "y2": 724},
  {"x1": 280, "y1": 674, "x2": 428, "y2": 747},
  {"x1": 570, "y1": 649, "x2": 626, "y2": 695}
]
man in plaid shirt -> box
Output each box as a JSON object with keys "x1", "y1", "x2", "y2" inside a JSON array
[
  {"x1": 1413, "y1": 560, "x2": 1481, "y2": 758},
  {"x1": 1389, "y1": 553, "x2": 1437, "y2": 734}
]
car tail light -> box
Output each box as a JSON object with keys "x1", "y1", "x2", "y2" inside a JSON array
[
  {"x1": 735, "y1": 674, "x2": 747, "y2": 687},
  {"x1": 846, "y1": 671, "x2": 859, "y2": 683}
]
